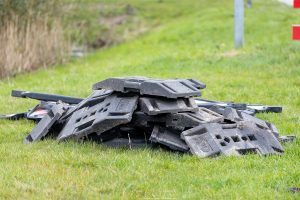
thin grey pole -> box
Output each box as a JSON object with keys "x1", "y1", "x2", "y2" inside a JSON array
[
  {"x1": 234, "y1": 0, "x2": 244, "y2": 48},
  {"x1": 247, "y1": 0, "x2": 252, "y2": 8}
]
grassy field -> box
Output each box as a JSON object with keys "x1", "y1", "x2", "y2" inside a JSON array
[
  {"x1": 64, "y1": 0, "x2": 208, "y2": 47},
  {"x1": 0, "y1": 0, "x2": 299, "y2": 199}
]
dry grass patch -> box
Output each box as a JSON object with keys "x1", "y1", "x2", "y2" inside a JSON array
[{"x1": 0, "y1": 17, "x2": 69, "y2": 77}]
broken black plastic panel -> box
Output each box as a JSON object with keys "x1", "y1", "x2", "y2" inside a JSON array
[
  {"x1": 24, "y1": 102, "x2": 66, "y2": 144},
  {"x1": 221, "y1": 107, "x2": 280, "y2": 138},
  {"x1": 131, "y1": 108, "x2": 223, "y2": 129},
  {"x1": 150, "y1": 125, "x2": 189, "y2": 152},
  {"x1": 247, "y1": 105, "x2": 282, "y2": 113},
  {"x1": 60, "y1": 89, "x2": 113, "y2": 121},
  {"x1": 195, "y1": 98, "x2": 247, "y2": 110},
  {"x1": 278, "y1": 135, "x2": 296, "y2": 143},
  {"x1": 26, "y1": 101, "x2": 68, "y2": 121},
  {"x1": 12, "y1": 90, "x2": 83, "y2": 104},
  {"x1": 57, "y1": 93, "x2": 139, "y2": 141},
  {"x1": 181, "y1": 122, "x2": 284, "y2": 158},
  {"x1": 165, "y1": 108, "x2": 224, "y2": 127},
  {"x1": 0, "y1": 112, "x2": 26, "y2": 120},
  {"x1": 0, "y1": 101, "x2": 69, "y2": 121},
  {"x1": 139, "y1": 97, "x2": 198, "y2": 115},
  {"x1": 195, "y1": 98, "x2": 282, "y2": 114},
  {"x1": 92, "y1": 77, "x2": 206, "y2": 98}
]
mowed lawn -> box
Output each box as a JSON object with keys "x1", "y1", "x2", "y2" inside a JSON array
[{"x1": 0, "y1": 0, "x2": 299, "y2": 199}]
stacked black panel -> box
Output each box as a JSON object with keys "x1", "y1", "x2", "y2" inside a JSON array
[{"x1": 19, "y1": 77, "x2": 286, "y2": 158}]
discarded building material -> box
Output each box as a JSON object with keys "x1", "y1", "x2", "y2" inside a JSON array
[
  {"x1": 139, "y1": 97, "x2": 198, "y2": 115},
  {"x1": 0, "y1": 77, "x2": 294, "y2": 159},
  {"x1": 150, "y1": 125, "x2": 189, "y2": 152},
  {"x1": 218, "y1": 107, "x2": 280, "y2": 138},
  {"x1": 24, "y1": 102, "x2": 66, "y2": 144},
  {"x1": 92, "y1": 77, "x2": 206, "y2": 98},
  {"x1": 12, "y1": 90, "x2": 83, "y2": 104},
  {"x1": 57, "y1": 93, "x2": 138, "y2": 141},
  {"x1": 278, "y1": 135, "x2": 296, "y2": 143},
  {"x1": 181, "y1": 122, "x2": 284, "y2": 158},
  {"x1": 0, "y1": 101, "x2": 59, "y2": 121},
  {"x1": 195, "y1": 98, "x2": 282, "y2": 114},
  {"x1": 0, "y1": 112, "x2": 27, "y2": 120},
  {"x1": 59, "y1": 89, "x2": 113, "y2": 121}
]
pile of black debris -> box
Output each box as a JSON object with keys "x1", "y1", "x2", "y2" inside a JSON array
[{"x1": 0, "y1": 77, "x2": 295, "y2": 158}]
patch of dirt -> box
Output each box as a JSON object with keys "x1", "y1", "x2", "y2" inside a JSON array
[
  {"x1": 89, "y1": 38, "x2": 109, "y2": 49},
  {"x1": 222, "y1": 50, "x2": 240, "y2": 58}
]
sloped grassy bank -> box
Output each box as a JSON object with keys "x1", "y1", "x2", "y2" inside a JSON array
[{"x1": 0, "y1": 0, "x2": 299, "y2": 199}]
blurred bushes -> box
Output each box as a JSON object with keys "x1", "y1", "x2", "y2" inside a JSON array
[
  {"x1": 0, "y1": 0, "x2": 68, "y2": 77},
  {"x1": 0, "y1": 0, "x2": 61, "y2": 23}
]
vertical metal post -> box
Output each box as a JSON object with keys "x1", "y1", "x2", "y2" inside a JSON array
[
  {"x1": 234, "y1": 0, "x2": 244, "y2": 48},
  {"x1": 247, "y1": 0, "x2": 252, "y2": 8}
]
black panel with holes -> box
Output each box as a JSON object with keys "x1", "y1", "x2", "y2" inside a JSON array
[
  {"x1": 57, "y1": 93, "x2": 138, "y2": 141},
  {"x1": 181, "y1": 121, "x2": 284, "y2": 158},
  {"x1": 60, "y1": 89, "x2": 113, "y2": 122}
]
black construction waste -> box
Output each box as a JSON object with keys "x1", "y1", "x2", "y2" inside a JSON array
[{"x1": 1, "y1": 77, "x2": 295, "y2": 158}]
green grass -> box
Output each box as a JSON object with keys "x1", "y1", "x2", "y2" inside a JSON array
[
  {"x1": 63, "y1": 0, "x2": 205, "y2": 46},
  {"x1": 0, "y1": 0, "x2": 300, "y2": 199}
]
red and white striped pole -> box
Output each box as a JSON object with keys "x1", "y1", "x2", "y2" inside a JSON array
[{"x1": 293, "y1": 0, "x2": 300, "y2": 40}]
